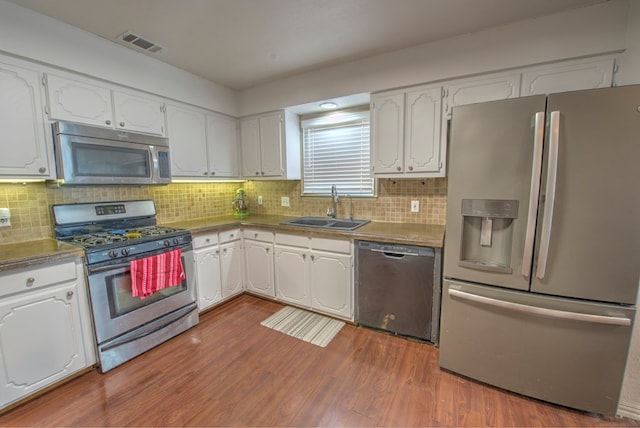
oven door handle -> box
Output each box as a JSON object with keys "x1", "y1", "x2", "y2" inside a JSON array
[
  {"x1": 88, "y1": 262, "x2": 131, "y2": 274},
  {"x1": 100, "y1": 303, "x2": 197, "y2": 352}
]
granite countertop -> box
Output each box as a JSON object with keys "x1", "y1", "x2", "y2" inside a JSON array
[
  {"x1": 164, "y1": 214, "x2": 445, "y2": 248},
  {"x1": 0, "y1": 215, "x2": 444, "y2": 272},
  {"x1": 0, "y1": 239, "x2": 85, "y2": 272}
]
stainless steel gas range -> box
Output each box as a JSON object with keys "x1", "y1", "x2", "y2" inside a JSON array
[{"x1": 52, "y1": 200, "x2": 198, "y2": 372}]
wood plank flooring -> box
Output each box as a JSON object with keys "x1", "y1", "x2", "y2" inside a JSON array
[{"x1": 2, "y1": 294, "x2": 639, "y2": 427}]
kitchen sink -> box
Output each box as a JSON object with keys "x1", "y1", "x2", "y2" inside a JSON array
[{"x1": 281, "y1": 217, "x2": 370, "y2": 230}]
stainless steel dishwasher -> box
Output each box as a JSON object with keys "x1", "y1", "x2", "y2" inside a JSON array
[{"x1": 356, "y1": 241, "x2": 441, "y2": 343}]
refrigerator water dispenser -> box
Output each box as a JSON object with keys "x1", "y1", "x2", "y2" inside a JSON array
[{"x1": 459, "y1": 199, "x2": 518, "y2": 274}]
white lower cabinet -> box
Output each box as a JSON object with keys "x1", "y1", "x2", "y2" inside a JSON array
[
  {"x1": 220, "y1": 239, "x2": 244, "y2": 299},
  {"x1": 274, "y1": 233, "x2": 353, "y2": 320},
  {"x1": 193, "y1": 229, "x2": 243, "y2": 311},
  {"x1": 194, "y1": 233, "x2": 223, "y2": 311},
  {"x1": 0, "y1": 259, "x2": 94, "y2": 409},
  {"x1": 243, "y1": 228, "x2": 275, "y2": 298},
  {"x1": 275, "y1": 244, "x2": 311, "y2": 307},
  {"x1": 309, "y1": 250, "x2": 352, "y2": 319}
]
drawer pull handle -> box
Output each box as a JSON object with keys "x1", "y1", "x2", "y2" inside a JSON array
[{"x1": 26, "y1": 277, "x2": 35, "y2": 287}]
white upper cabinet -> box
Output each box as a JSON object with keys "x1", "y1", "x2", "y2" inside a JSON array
[
  {"x1": 520, "y1": 56, "x2": 615, "y2": 96},
  {"x1": 166, "y1": 102, "x2": 240, "y2": 179},
  {"x1": 0, "y1": 58, "x2": 53, "y2": 178},
  {"x1": 166, "y1": 103, "x2": 208, "y2": 177},
  {"x1": 45, "y1": 74, "x2": 113, "y2": 128},
  {"x1": 240, "y1": 110, "x2": 300, "y2": 180},
  {"x1": 45, "y1": 73, "x2": 166, "y2": 136},
  {"x1": 206, "y1": 112, "x2": 240, "y2": 178},
  {"x1": 443, "y1": 72, "x2": 521, "y2": 118},
  {"x1": 112, "y1": 90, "x2": 165, "y2": 135},
  {"x1": 372, "y1": 84, "x2": 445, "y2": 177}
]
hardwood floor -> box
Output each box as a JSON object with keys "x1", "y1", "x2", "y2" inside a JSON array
[{"x1": 2, "y1": 294, "x2": 639, "y2": 427}]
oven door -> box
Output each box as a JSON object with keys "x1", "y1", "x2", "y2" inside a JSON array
[
  {"x1": 54, "y1": 134, "x2": 170, "y2": 185},
  {"x1": 87, "y1": 246, "x2": 196, "y2": 344}
]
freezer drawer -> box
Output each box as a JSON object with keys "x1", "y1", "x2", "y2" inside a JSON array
[{"x1": 439, "y1": 280, "x2": 635, "y2": 416}]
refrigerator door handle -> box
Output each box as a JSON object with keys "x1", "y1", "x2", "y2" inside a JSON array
[
  {"x1": 521, "y1": 112, "x2": 545, "y2": 278},
  {"x1": 448, "y1": 288, "x2": 631, "y2": 326},
  {"x1": 536, "y1": 110, "x2": 560, "y2": 279}
]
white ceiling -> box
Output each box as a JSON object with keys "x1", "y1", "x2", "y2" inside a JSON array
[{"x1": 9, "y1": 0, "x2": 603, "y2": 91}]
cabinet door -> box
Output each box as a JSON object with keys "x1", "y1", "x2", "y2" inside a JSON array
[
  {"x1": 244, "y1": 240, "x2": 274, "y2": 297},
  {"x1": 0, "y1": 282, "x2": 86, "y2": 407},
  {"x1": 275, "y1": 245, "x2": 310, "y2": 307},
  {"x1": 259, "y1": 113, "x2": 285, "y2": 177},
  {"x1": 220, "y1": 240, "x2": 244, "y2": 299},
  {"x1": 45, "y1": 74, "x2": 113, "y2": 128},
  {"x1": 445, "y1": 73, "x2": 521, "y2": 117},
  {"x1": 0, "y1": 62, "x2": 52, "y2": 178},
  {"x1": 195, "y1": 247, "x2": 222, "y2": 311},
  {"x1": 371, "y1": 92, "x2": 404, "y2": 174},
  {"x1": 166, "y1": 104, "x2": 208, "y2": 177},
  {"x1": 520, "y1": 57, "x2": 614, "y2": 96},
  {"x1": 206, "y1": 113, "x2": 239, "y2": 177},
  {"x1": 240, "y1": 117, "x2": 262, "y2": 178},
  {"x1": 404, "y1": 86, "x2": 443, "y2": 174},
  {"x1": 112, "y1": 90, "x2": 165, "y2": 136},
  {"x1": 310, "y1": 250, "x2": 352, "y2": 319}
]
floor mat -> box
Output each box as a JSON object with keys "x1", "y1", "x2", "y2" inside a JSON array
[{"x1": 260, "y1": 306, "x2": 345, "y2": 347}]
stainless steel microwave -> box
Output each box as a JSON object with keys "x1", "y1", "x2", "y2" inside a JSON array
[{"x1": 51, "y1": 121, "x2": 171, "y2": 185}]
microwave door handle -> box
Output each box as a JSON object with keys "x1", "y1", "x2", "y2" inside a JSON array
[
  {"x1": 521, "y1": 111, "x2": 545, "y2": 278},
  {"x1": 536, "y1": 110, "x2": 560, "y2": 279}
]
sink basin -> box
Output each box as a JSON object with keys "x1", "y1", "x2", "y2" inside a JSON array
[{"x1": 281, "y1": 217, "x2": 370, "y2": 231}]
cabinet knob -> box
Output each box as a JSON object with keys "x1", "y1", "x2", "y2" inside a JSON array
[
  {"x1": 223, "y1": 248, "x2": 228, "y2": 253},
  {"x1": 66, "y1": 291, "x2": 74, "y2": 299},
  {"x1": 261, "y1": 172, "x2": 265, "y2": 176},
  {"x1": 39, "y1": 167, "x2": 47, "y2": 174},
  {"x1": 205, "y1": 238, "x2": 210, "y2": 243},
  {"x1": 254, "y1": 233, "x2": 258, "y2": 238},
  {"x1": 302, "y1": 254, "x2": 306, "y2": 260},
  {"x1": 204, "y1": 172, "x2": 208, "y2": 175},
  {"x1": 105, "y1": 120, "x2": 111, "y2": 125},
  {"x1": 216, "y1": 249, "x2": 220, "y2": 254},
  {"x1": 255, "y1": 172, "x2": 260, "y2": 176},
  {"x1": 311, "y1": 255, "x2": 315, "y2": 261},
  {"x1": 396, "y1": 166, "x2": 401, "y2": 171},
  {"x1": 211, "y1": 171, "x2": 215, "y2": 175},
  {"x1": 119, "y1": 122, "x2": 125, "y2": 127},
  {"x1": 265, "y1": 247, "x2": 270, "y2": 253},
  {"x1": 26, "y1": 277, "x2": 35, "y2": 287},
  {"x1": 408, "y1": 166, "x2": 414, "y2": 171},
  {"x1": 230, "y1": 234, "x2": 235, "y2": 238}
]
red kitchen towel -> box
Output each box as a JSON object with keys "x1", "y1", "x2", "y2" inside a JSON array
[{"x1": 130, "y1": 249, "x2": 185, "y2": 299}]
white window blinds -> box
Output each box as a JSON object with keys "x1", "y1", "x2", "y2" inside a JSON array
[{"x1": 301, "y1": 109, "x2": 373, "y2": 196}]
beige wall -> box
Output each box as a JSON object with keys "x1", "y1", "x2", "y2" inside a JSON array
[{"x1": 0, "y1": 178, "x2": 446, "y2": 244}]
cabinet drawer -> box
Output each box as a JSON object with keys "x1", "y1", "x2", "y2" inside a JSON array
[
  {"x1": 193, "y1": 232, "x2": 219, "y2": 249},
  {"x1": 243, "y1": 228, "x2": 274, "y2": 243},
  {"x1": 0, "y1": 261, "x2": 77, "y2": 297},
  {"x1": 275, "y1": 233, "x2": 310, "y2": 248},
  {"x1": 219, "y1": 228, "x2": 241, "y2": 243},
  {"x1": 311, "y1": 237, "x2": 351, "y2": 254}
]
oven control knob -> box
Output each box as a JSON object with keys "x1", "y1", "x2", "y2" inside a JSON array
[
  {"x1": 173, "y1": 238, "x2": 179, "y2": 245},
  {"x1": 108, "y1": 250, "x2": 118, "y2": 259},
  {"x1": 121, "y1": 248, "x2": 130, "y2": 256},
  {"x1": 164, "y1": 240, "x2": 170, "y2": 247}
]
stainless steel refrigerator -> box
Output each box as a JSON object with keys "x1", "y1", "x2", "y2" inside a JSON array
[{"x1": 439, "y1": 85, "x2": 640, "y2": 416}]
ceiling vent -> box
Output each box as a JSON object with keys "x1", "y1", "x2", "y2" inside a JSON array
[{"x1": 117, "y1": 31, "x2": 163, "y2": 54}]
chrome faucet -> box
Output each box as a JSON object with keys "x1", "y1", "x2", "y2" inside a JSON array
[{"x1": 326, "y1": 184, "x2": 339, "y2": 218}]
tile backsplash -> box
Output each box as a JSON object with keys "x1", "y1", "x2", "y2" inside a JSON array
[{"x1": 0, "y1": 178, "x2": 446, "y2": 244}]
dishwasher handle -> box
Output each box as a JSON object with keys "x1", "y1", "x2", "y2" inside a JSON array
[{"x1": 371, "y1": 248, "x2": 408, "y2": 258}]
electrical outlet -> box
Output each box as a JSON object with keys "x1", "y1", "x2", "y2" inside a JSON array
[
  {"x1": 411, "y1": 200, "x2": 420, "y2": 213},
  {"x1": 258, "y1": 195, "x2": 263, "y2": 205},
  {"x1": 281, "y1": 196, "x2": 290, "y2": 207}
]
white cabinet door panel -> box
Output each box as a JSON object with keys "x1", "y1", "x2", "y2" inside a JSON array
[
  {"x1": 206, "y1": 113, "x2": 239, "y2": 177},
  {"x1": 275, "y1": 245, "x2": 310, "y2": 307},
  {"x1": 113, "y1": 91, "x2": 164, "y2": 135},
  {"x1": 310, "y1": 251, "x2": 352, "y2": 319},
  {"x1": 166, "y1": 104, "x2": 208, "y2": 177},
  {"x1": 372, "y1": 92, "x2": 404, "y2": 174},
  {"x1": 45, "y1": 74, "x2": 113, "y2": 127},
  {"x1": 405, "y1": 87, "x2": 442, "y2": 174},
  {"x1": 220, "y1": 241, "x2": 244, "y2": 298},
  {"x1": 259, "y1": 113, "x2": 284, "y2": 177},
  {"x1": 195, "y1": 247, "x2": 222, "y2": 311},
  {"x1": 244, "y1": 240, "x2": 274, "y2": 297},
  {"x1": 0, "y1": 62, "x2": 52, "y2": 178},
  {"x1": 521, "y1": 58, "x2": 614, "y2": 96}
]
